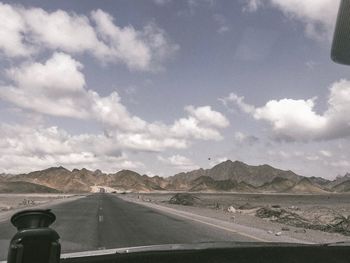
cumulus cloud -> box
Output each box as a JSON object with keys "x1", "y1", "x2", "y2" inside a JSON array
[
  {"x1": 242, "y1": 0, "x2": 340, "y2": 41},
  {"x1": 219, "y1": 93, "x2": 255, "y2": 114},
  {"x1": 185, "y1": 105, "x2": 229, "y2": 128},
  {"x1": 0, "y1": 52, "x2": 229, "y2": 158},
  {"x1": 157, "y1": 154, "x2": 199, "y2": 170},
  {"x1": 23, "y1": 7, "x2": 104, "y2": 55},
  {"x1": 90, "y1": 10, "x2": 178, "y2": 71},
  {"x1": 253, "y1": 98, "x2": 327, "y2": 140},
  {"x1": 1, "y1": 52, "x2": 228, "y2": 140},
  {"x1": 112, "y1": 133, "x2": 188, "y2": 152},
  {"x1": 169, "y1": 106, "x2": 230, "y2": 141},
  {"x1": 0, "y1": 121, "x2": 212, "y2": 173},
  {"x1": 0, "y1": 2, "x2": 232, "y2": 173},
  {"x1": 0, "y1": 53, "x2": 141, "y2": 130},
  {"x1": 0, "y1": 3, "x2": 32, "y2": 57},
  {"x1": 1, "y1": 52, "x2": 89, "y2": 118},
  {"x1": 221, "y1": 79, "x2": 350, "y2": 141},
  {"x1": 169, "y1": 117, "x2": 222, "y2": 140},
  {"x1": 0, "y1": 124, "x2": 145, "y2": 173},
  {"x1": 0, "y1": 2, "x2": 178, "y2": 71}
]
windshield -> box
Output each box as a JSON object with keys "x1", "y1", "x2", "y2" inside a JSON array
[{"x1": 0, "y1": 0, "x2": 349, "y2": 260}]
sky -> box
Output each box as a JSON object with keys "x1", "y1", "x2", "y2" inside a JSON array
[{"x1": 0, "y1": 0, "x2": 349, "y2": 179}]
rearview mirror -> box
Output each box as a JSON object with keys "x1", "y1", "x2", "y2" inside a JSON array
[{"x1": 331, "y1": 0, "x2": 350, "y2": 65}]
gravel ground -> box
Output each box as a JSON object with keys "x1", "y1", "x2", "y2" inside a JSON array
[
  {"x1": 0, "y1": 194, "x2": 85, "y2": 222},
  {"x1": 125, "y1": 192, "x2": 350, "y2": 244}
]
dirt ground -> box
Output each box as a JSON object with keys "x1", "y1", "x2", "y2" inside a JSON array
[
  {"x1": 0, "y1": 194, "x2": 76, "y2": 212},
  {"x1": 131, "y1": 192, "x2": 350, "y2": 241}
]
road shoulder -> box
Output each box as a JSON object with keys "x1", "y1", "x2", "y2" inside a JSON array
[
  {"x1": 120, "y1": 194, "x2": 349, "y2": 244},
  {"x1": 0, "y1": 194, "x2": 86, "y2": 223}
]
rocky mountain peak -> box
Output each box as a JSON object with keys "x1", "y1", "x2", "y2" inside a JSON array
[
  {"x1": 44, "y1": 166, "x2": 69, "y2": 172},
  {"x1": 1, "y1": 160, "x2": 342, "y2": 194}
]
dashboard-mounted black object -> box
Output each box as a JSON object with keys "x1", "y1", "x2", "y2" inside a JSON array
[
  {"x1": 7, "y1": 209, "x2": 61, "y2": 263},
  {"x1": 331, "y1": 0, "x2": 350, "y2": 65}
]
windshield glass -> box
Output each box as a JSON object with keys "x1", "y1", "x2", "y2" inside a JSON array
[{"x1": 0, "y1": 0, "x2": 349, "y2": 260}]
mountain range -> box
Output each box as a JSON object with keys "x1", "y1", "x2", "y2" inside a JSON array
[{"x1": 1, "y1": 160, "x2": 349, "y2": 194}]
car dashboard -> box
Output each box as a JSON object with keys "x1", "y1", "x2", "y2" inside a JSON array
[{"x1": 58, "y1": 242, "x2": 350, "y2": 263}]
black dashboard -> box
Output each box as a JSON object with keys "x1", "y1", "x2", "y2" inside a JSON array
[{"x1": 61, "y1": 243, "x2": 350, "y2": 263}]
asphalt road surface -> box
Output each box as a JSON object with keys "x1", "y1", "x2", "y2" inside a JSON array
[{"x1": 0, "y1": 194, "x2": 258, "y2": 260}]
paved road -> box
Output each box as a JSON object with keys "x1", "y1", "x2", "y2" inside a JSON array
[{"x1": 0, "y1": 194, "x2": 257, "y2": 260}]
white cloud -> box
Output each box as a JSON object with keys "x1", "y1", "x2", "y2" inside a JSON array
[
  {"x1": 213, "y1": 14, "x2": 229, "y2": 34},
  {"x1": 0, "y1": 53, "x2": 228, "y2": 154},
  {"x1": 221, "y1": 79, "x2": 350, "y2": 141},
  {"x1": 7, "y1": 53, "x2": 85, "y2": 94},
  {"x1": 0, "y1": 123, "x2": 147, "y2": 173},
  {"x1": 0, "y1": 3, "x2": 33, "y2": 57},
  {"x1": 169, "y1": 117, "x2": 224, "y2": 140},
  {"x1": 23, "y1": 7, "x2": 105, "y2": 55},
  {"x1": 320, "y1": 150, "x2": 332, "y2": 157},
  {"x1": 0, "y1": 0, "x2": 229, "y2": 173},
  {"x1": 0, "y1": 2, "x2": 178, "y2": 71},
  {"x1": 242, "y1": 0, "x2": 340, "y2": 41},
  {"x1": 0, "y1": 53, "x2": 147, "y2": 132},
  {"x1": 0, "y1": 124, "x2": 150, "y2": 173},
  {"x1": 253, "y1": 98, "x2": 327, "y2": 140},
  {"x1": 0, "y1": 121, "x2": 214, "y2": 173},
  {"x1": 158, "y1": 154, "x2": 199, "y2": 170},
  {"x1": 113, "y1": 133, "x2": 188, "y2": 152},
  {"x1": 185, "y1": 105, "x2": 229, "y2": 128},
  {"x1": 306, "y1": 155, "x2": 320, "y2": 161},
  {"x1": 89, "y1": 91, "x2": 147, "y2": 132},
  {"x1": 0, "y1": 52, "x2": 89, "y2": 118},
  {"x1": 219, "y1": 93, "x2": 255, "y2": 114},
  {"x1": 234, "y1": 131, "x2": 259, "y2": 145},
  {"x1": 330, "y1": 160, "x2": 350, "y2": 168},
  {"x1": 242, "y1": 0, "x2": 263, "y2": 12},
  {"x1": 91, "y1": 10, "x2": 178, "y2": 71}
]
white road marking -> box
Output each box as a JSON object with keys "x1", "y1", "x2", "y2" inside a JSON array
[{"x1": 98, "y1": 215, "x2": 104, "y2": 222}]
